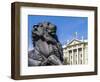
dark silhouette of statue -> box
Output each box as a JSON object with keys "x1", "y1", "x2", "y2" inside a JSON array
[{"x1": 28, "y1": 22, "x2": 63, "y2": 66}]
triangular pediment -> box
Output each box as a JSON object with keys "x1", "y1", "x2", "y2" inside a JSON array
[{"x1": 68, "y1": 39, "x2": 82, "y2": 46}]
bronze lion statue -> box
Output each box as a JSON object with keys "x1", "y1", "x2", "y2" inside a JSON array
[{"x1": 28, "y1": 22, "x2": 63, "y2": 66}]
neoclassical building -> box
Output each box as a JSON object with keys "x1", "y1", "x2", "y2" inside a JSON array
[{"x1": 63, "y1": 39, "x2": 88, "y2": 65}]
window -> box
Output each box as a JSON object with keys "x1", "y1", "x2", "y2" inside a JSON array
[
  {"x1": 80, "y1": 60, "x2": 82, "y2": 64},
  {"x1": 76, "y1": 61, "x2": 77, "y2": 64},
  {"x1": 81, "y1": 54, "x2": 82, "y2": 57},
  {"x1": 71, "y1": 56, "x2": 72, "y2": 59}
]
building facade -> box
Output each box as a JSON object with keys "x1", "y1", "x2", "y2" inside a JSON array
[{"x1": 63, "y1": 39, "x2": 88, "y2": 65}]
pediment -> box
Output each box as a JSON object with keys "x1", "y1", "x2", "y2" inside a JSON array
[{"x1": 68, "y1": 39, "x2": 81, "y2": 46}]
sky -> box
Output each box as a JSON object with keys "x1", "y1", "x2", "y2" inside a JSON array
[{"x1": 28, "y1": 15, "x2": 88, "y2": 50}]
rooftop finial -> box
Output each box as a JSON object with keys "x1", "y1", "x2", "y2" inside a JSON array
[
  {"x1": 74, "y1": 32, "x2": 77, "y2": 39},
  {"x1": 67, "y1": 40, "x2": 69, "y2": 44},
  {"x1": 82, "y1": 36, "x2": 84, "y2": 42}
]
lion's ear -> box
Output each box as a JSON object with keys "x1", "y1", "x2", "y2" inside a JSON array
[{"x1": 33, "y1": 24, "x2": 39, "y2": 28}]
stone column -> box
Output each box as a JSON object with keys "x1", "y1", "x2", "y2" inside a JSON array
[
  {"x1": 82, "y1": 45, "x2": 84, "y2": 64},
  {"x1": 76, "y1": 46, "x2": 78, "y2": 64},
  {"x1": 69, "y1": 50, "x2": 72, "y2": 65}
]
